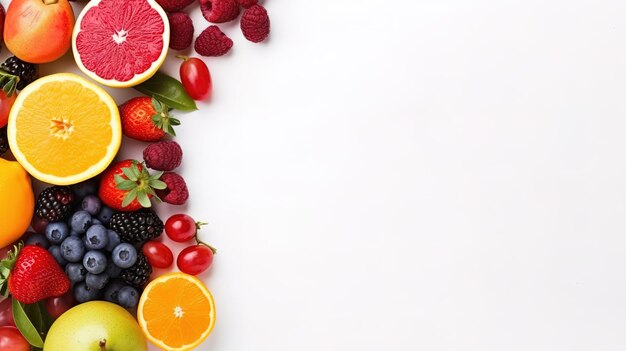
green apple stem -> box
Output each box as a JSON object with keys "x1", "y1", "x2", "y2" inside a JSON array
[{"x1": 99, "y1": 339, "x2": 107, "y2": 351}]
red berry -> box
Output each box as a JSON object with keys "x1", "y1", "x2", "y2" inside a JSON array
[
  {"x1": 195, "y1": 25, "x2": 233, "y2": 57},
  {"x1": 168, "y1": 12, "x2": 194, "y2": 51},
  {"x1": 177, "y1": 245, "x2": 214, "y2": 275},
  {"x1": 178, "y1": 56, "x2": 212, "y2": 101},
  {"x1": 239, "y1": 0, "x2": 257, "y2": 9},
  {"x1": 199, "y1": 0, "x2": 240, "y2": 23},
  {"x1": 155, "y1": 0, "x2": 194, "y2": 11},
  {"x1": 6, "y1": 245, "x2": 70, "y2": 304},
  {"x1": 156, "y1": 172, "x2": 189, "y2": 205},
  {"x1": 143, "y1": 141, "x2": 183, "y2": 171},
  {"x1": 142, "y1": 241, "x2": 174, "y2": 269},
  {"x1": 240, "y1": 4, "x2": 270, "y2": 43},
  {"x1": 119, "y1": 97, "x2": 180, "y2": 142},
  {"x1": 165, "y1": 214, "x2": 198, "y2": 242}
]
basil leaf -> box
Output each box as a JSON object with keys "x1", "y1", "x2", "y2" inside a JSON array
[
  {"x1": 134, "y1": 71, "x2": 197, "y2": 111},
  {"x1": 12, "y1": 300, "x2": 44, "y2": 348}
]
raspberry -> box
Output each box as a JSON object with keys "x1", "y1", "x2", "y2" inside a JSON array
[
  {"x1": 241, "y1": 5, "x2": 270, "y2": 43},
  {"x1": 195, "y1": 25, "x2": 233, "y2": 57},
  {"x1": 168, "y1": 12, "x2": 194, "y2": 50},
  {"x1": 143, "y1": 141, "x2": 183, "y2": 171},
  {"x1": 156, "y1": 172, "x2": 189, "y2": 205},
  {"x1": 200, "y1": 0, "x2": 240, "y2": 23},
  {"x1": 155, "y1": 0, "x2": 194, "y2": 12},
  {"x1": 239, "y1": 0, "x2": 257, "y2": 8}
]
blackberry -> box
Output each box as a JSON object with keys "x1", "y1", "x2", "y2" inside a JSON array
[
  {"x1": 109, "y1": 209, "x2": 164, "y2": 244},
  {"x1": 1, "y1": 56, "x2": 38, "y2": 90},
  {"x1": 0, "y1": 127, "x2": 7, "y2": 157},
  {"x1": 35, "y1": 186, "x2": 76, "y2": 222},
  {"x1": 120, "y1": 253, "x2": 152, "y2": 288}
]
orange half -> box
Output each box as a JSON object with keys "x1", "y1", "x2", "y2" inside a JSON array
[
  {"x1": 138, "y1": 272, "x2": 216, "y2": 351},
  {"x1": 7, "y1": 73, "x2": 121, "y2": 185}
]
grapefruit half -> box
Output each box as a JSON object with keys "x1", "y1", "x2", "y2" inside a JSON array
[{"x1": 72, "y1": 0, "x2": 170, "y2": 88}]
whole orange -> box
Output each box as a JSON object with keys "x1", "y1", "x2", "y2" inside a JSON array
[
  {"x1": 4, "y1": 0, "x2": 74, "y2": 63},
  {"x1": 0, "y1": 159, "x2": 33, "y2": 248}
]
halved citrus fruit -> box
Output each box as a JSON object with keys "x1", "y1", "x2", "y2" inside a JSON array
[
  {"x1": 138, "y1": 272, "x2": 216, "y2": 351},
  {"x1": 72, "y1": 0, "x2": 169, "y2": 87},
  {"x1": 7, "y1": 73, "x2": 121, "y2": 185}
]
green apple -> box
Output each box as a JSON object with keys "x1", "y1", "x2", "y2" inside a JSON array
[{"x1": 43, "y1": 301, "x2": 147, "y2": 351}]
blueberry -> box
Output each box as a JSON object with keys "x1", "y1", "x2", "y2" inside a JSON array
[
  {"x1": 65, "y1": 263, "x2": 87, "y2": 283},
  {"x1": 91, "y1": 218, "x2": 102, "y2": 226},
  {"x1": 71, "y1": 179, "x2": 98, "y2": 199},
  {"x1": 97, "y1": 206, "x2": 115, "y2": 225},
  {"x1": 85, "y1": 225, "x2": 108, "y2": 250},
  {"x1": 105, "y1": 230, "x2": 121, "y2": 252},
  {"x1": 48, "y1": 246, "x2": 67, "y2": 267},
  {"x1": 103, "y1": 280, "x2": 126, "y2": 303},
  {"x1": 74, "y1": 282, "x2": 100, "y2": 303},
  {"x1": 45, "y1": 222, "x2": 69, "y2": 244},
  {"x1": 60, "y1": 236, "x2": 86, "y2": 262},
  {"x1": 86, "y1": 272, "x2": 109, "y2": 290},
  {"x1": 69, "y1": 229, "x2": 80, "y2": 236},
  {"x1": 111, "y1": 243, "x2": 137, "y2": 269},
  {"x1": 83, "y1": 250, "x2": 107, "y2": 274},
  {"x1": 81, "y1": 195, "x2": 102, "y2": 215},
  {"x1": 106, "y1": 260, "x2": 122, "y2": 278},
  {"x1": 117, "y1": 286, "x2": 139, "y2": 308},
  {"x1": 23, "y1": 233, "x2": 50, "y2": 249},
  {"x1": 70, "y1": 211, "x2": 92, "y2": 234}
]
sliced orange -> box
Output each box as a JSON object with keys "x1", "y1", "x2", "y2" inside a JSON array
[
  {"x1": 138, "y1": 272, "x2": 216, "y2": 351},
  {"x1": 7, "y1": 73, "x2": 121, "y2": 185}
]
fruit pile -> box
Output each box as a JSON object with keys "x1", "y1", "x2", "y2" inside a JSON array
[{"x1": 0, "y1": 0, "x2": 271, "y2": 348}]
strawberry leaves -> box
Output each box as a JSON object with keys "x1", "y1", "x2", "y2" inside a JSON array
[
  {"x1": 0, "y1": 70, "x2": 19, "y2": 97},
  {"x1": 114, "y1": 160, "x2": 167, "y2": 209},
  {"x1": 151, "y1": 97, "x2": 181, "y2": 137},
  {"x1": 0, "y1": 243, "x2": 21, "y2": 298}
]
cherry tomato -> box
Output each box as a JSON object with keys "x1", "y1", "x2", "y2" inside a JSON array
[
  {"x1": 0, "y1": 298, "x2": 14, "y2": 327},
  {"x1": 142, "y1": 241, "x2": 174, "y2": 268},
  {"x1": 0, "y1": 90, "x2": 17, "y2": 128},
  {"x1": 165, "y1": 214, "x2": 199, "y2": 242},
  {"x1": 44, "y1": 291, "x2": 77, "y2": 319},
  {"x1": 0, "y1": 326, "x2": 29, "y2": 351},
  {"x1": 178, "y1": 56, "x2": 212, "y2": 101},
  {"x1": 177, "y1": 245, "x2": 214, "y2": 275}
]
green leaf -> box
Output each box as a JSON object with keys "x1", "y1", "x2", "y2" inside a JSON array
[
  {"x1": 166, "y1": 124, "x2": 176, "y2": 136},
  {"x1": 116, "y1": 180, "x2": 137, "y2": 191},
  {"x1": 150, "y1": 179, "x2": 167, "y2": 190},
  {"x1": 121, "y1": 167, "x2": 138, "y2": 182},
  {"x1": 151, "y1": 97, "x2": 165, "y2": 112},
  {"x1": 169, "y1": 117, "x2": 181, "y2": 126},
  {"x1": 122, "y1": 188, "x2": 138, "y2": 208},
  {"x1": 137, "y1": 191, "x2": 151, "y2": 208},
  {"x1": 134, "y1": 71, "x2": 197, "y2": 111},
  {"x1": 12, "y1": 300, "x2": 44, "y2": 348}
]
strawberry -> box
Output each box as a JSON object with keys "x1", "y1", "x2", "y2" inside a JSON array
[
  {"x1": 99, "y1": 159, "x2": 167, "y2": 212},
  {"x1": 119, "y1": 97, "x2": 180, "y2": 142},
  {"x1": 0, "y1": 244, "x2": 70, "y2": 304}
]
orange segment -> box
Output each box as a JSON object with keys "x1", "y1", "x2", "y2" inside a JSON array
[
  {"x1": 138, "y1": 272, "x2": 216, "y2": 351},
  {"x1": 7, "y1": 73, "x2": 121, "y2": 185}
]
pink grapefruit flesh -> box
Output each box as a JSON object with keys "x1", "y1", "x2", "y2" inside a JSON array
[{"x1": 72, "y1": 0, "x2": 170, "y2": 87}]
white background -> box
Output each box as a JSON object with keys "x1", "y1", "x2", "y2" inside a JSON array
[{"x1": 7, "y1": 0, "x2": 626, "y2": 350}]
